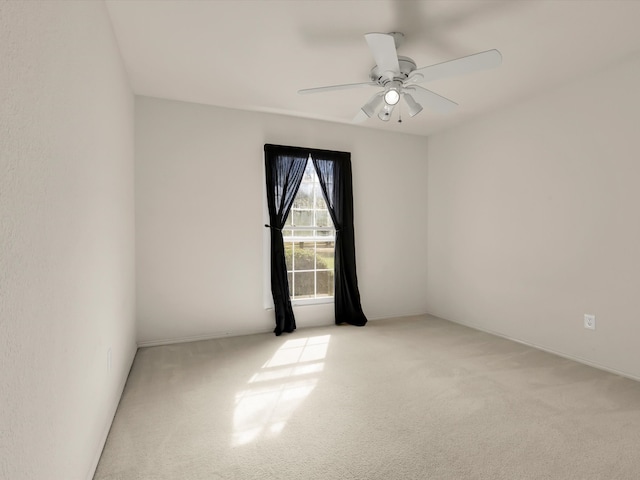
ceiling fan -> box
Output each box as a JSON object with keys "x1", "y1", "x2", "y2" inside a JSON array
[{"x1": 298, "y1": 32, "x2": 502, "y2": 122}]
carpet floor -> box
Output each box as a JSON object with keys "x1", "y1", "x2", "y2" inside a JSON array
[{"x1": 93, "y1": 315, "x2": 640, "y2": 479}]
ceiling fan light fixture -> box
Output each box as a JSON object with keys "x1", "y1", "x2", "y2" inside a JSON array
[
  {"x1": 361, "y1": 94, "x2": 384, "y2": 118},
  {"x1": 378, "y1": 103, "x2": 394, "y2": 121},
  {"x1": 384, "y1": 86, "x2": 400, "y2": 106},
  {"x1": 403, "y1": 93, "x2": 423, "y2": 117}
]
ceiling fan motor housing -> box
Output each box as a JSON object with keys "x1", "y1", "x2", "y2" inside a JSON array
[{"x1": 369, "y1": 56, "x2": 417, "y2": 85}]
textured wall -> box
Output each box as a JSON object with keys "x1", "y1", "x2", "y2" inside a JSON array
[
  {"x1": 0, "y1": 2, "x2": 136, "y2": 479},
  {"x1": 426, "y1": 53, "x2": 640, "y2": 380},
  {"x1": 135, "y1": 97, "x2": 429, "y2": 344}
]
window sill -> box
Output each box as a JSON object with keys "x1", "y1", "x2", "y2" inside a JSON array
[
  {"x1": 263, "y1": 297, "x2": 334, "y2": 310},
  {"x1": 291, "y1": 297, "x2": 334, "y2": 307}
]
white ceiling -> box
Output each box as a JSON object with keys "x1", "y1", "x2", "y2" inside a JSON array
[{"x1": 105, "y1": 0, "x2": 640, "y2": 137}]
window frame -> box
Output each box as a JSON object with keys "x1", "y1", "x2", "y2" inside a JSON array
[
  {"x1": 262, "y1": 157, "x2": 336, "y2": 309},
  {"x1": 283, "y1": 227, "x2": 336, "y2": 305},
  {"x1": 283, "y1": 158, "x2": 336, "y2": 304}
]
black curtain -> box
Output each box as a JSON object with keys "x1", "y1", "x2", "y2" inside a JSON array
[
  {"x1": 312, "y1": 153, "x2": 368, "y2": 327},
  {"x1": 264, "y1": 145, "x2": 308, "y2": 335}
]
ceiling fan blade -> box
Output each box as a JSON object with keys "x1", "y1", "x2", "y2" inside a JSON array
[
  {"x1": 404, "y1": 85, "x2": 458, "y2": 113},
  {"x1": 365, "y1": 33, "x2": 400, "y2": 79},
  {"x1": 298, "y1": 81, "x2": 377, "y2": 95},
  {"x1": 353, "y1": 109, "x2": 370, "y2": 123},
  {"x1": 408, "y1": 49, "x2": 502, "y2": 84}
]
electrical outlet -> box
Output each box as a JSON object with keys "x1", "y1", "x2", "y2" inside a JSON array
[
  {"x1": 584, "y1": 314, "x2": 596, "y2": 330},
  {"x1": 107, "y1": 348, "x2": 112, "y2": 373}
]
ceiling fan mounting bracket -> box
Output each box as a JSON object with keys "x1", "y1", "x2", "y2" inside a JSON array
[{"x1": 369, "y1": 56, "x2": 416, "y2": 85}]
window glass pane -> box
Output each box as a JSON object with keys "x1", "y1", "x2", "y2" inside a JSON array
[
  {"x1": 288, "y1": 272, "x2": 293, "y2": 293},
  {"x1": 316, "y1": 242, "x2": 335, "y2": 270},
  {"x1": 293, "y1": 244, "x2": 315, "y2": 270},
  {"x1": 293, "y1": 183, "x2": 313, "y2": 209},
  {"x1": 302, "y1": 164, "x2": 314, "y2": 183},
  {"x1": 292, "y1": 209, "x2": 313, "y2": 227},
  {"x1": 284, "y1": 214, "x2": 293, "y2": 227},
  {"x1": 294, "y1": 271, "x2": 315, "y2": 298},
  {"x1": 315, "y1": 210, "x2": 330, "y2": 227},
  {"x1": 316, "y1": 229, "x2": 333, "y2": 237},
  {"x1": 284, "y1": 244, "x2": 293, "y2": 270},
  {"x1": 314, "y1": 184, "x2": 327, "y2": 209},
  {"x1": 316, "y1": 270, "x2": 334, "y2": 297}
]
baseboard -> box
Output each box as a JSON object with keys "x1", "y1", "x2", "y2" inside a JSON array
[
  {"x1": 137, "y1": 328, "x2": 275, "y2": 348},
  {"x1": 85, "y1": 343, "x2": 138, "y2": 480},
  {"x1": 136, "y1": 312, "x2": 430, "y2": 348},
  {"x1": 366, "y1": 311, "x2": 430, "y2": 322},
  {"x1": 436, "y1": 314, "x2": 640, "y2": 383}
]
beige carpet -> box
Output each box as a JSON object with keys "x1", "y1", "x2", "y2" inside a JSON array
[{"x1": 93, "y1": 315, "x2": 640, "y2": 479}]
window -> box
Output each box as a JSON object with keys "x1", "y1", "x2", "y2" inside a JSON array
[
  {"x1": 282, "y1": 157, "x2": 335, "y2": 301},
  {"x1": 264, "y1": 143, "x2": 366, "y2": 330}
]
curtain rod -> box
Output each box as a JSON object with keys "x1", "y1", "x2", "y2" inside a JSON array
[{"x1": 264, "y1": 144, "x2": 350, "y2": 157}]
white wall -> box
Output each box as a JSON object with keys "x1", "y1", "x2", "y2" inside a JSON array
[
  {"x1": 0, "y1": 2, "x2": 136, "y2": 479},
  {"x1": 426, "y1": 53, "x2": 640, "y2": 379},
  {"x1": 135, "y1": 96, "x2": 429, "y2": 344}
]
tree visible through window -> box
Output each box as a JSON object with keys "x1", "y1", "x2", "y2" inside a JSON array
[{"x1": 283, "y1": 157, "x2": 335, "y2": 300}]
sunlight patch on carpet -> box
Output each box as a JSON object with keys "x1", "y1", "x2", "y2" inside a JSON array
[{"x1": 232, "y1": 335, "x2": 330, "y2": 446}]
